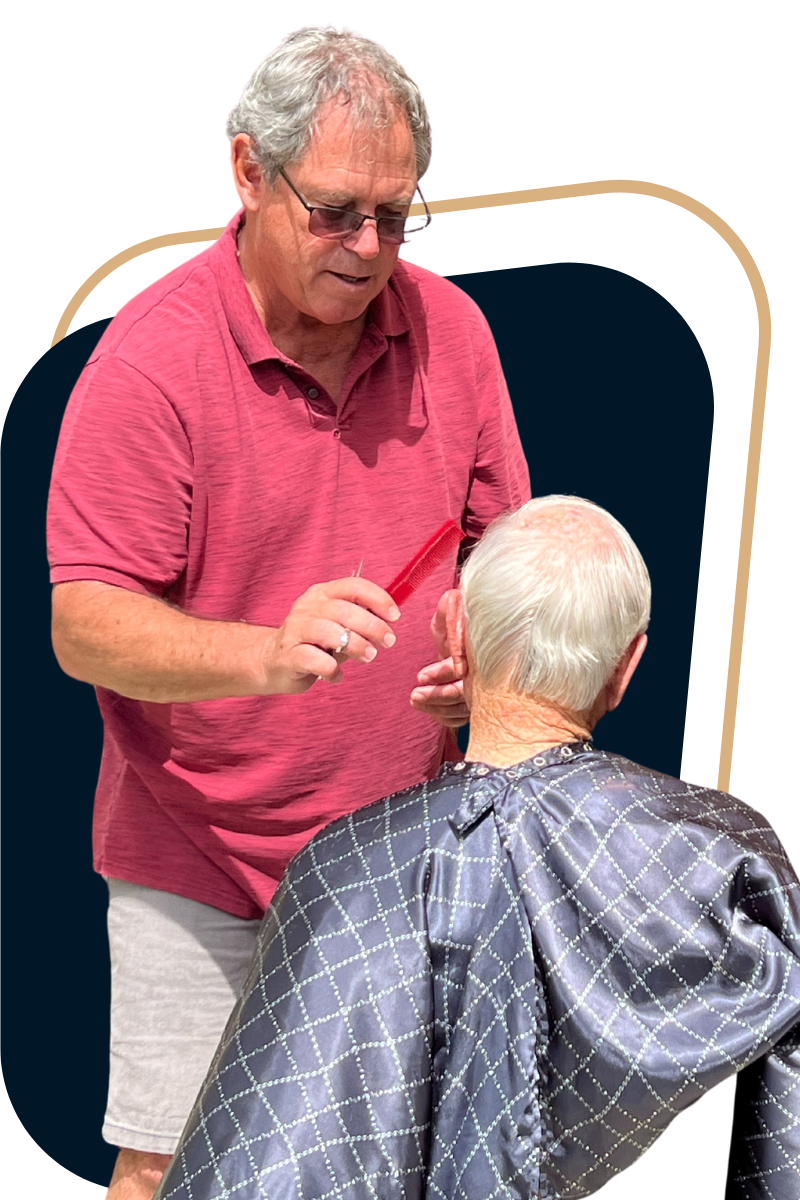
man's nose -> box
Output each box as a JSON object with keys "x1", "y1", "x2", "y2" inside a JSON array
[{"x1": 344, "y1": 218, "x2": 381, "y2": 258}]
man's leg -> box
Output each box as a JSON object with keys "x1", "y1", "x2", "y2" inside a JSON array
[{"x1": 103, "y1": 879, "x2": 262, "y2": 1200}]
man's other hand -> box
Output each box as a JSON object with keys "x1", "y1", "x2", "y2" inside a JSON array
[{"x1": 410, "y1": 589, "x2": 470, "y2": 728}]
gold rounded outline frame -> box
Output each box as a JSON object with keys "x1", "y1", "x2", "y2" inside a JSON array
[{"x1": 50, "y1": 180, "x2": 770, "y2": 792}]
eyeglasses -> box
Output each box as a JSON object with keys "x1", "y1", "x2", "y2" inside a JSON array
[{"x1": 278, "y1": 168, "x2": 431, "y2": 245}]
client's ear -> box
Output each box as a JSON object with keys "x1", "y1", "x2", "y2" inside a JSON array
[
  {"x1": 607, "y1": 633, "x2": 647, "y2": 712},
  {"x1": 447, "y1": 589, "x2": 469, "y2": 681}
]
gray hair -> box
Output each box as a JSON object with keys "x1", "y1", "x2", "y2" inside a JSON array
[
  {"x1": 227, "y1": 28, "x2": 432, "y2": 185},
  {"x1": 460, "y1": 496, "x2": 651, "y2": 712}
]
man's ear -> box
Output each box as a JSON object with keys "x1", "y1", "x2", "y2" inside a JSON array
[
  {"x1": 231, "y1": 134, "x2": 267, "y2": 212},
  {"x1": 607, "y1": 633, "x2": 647, "y2": 712}
]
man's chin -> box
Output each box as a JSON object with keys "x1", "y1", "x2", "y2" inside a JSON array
[{"x1": 307, "y1": 290, "x2": 378, "y2": 326}]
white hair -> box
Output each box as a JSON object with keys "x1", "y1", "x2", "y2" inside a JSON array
[
  {"x1": 460, "y1": 496, "x2": 651, "y2": 712},
  {"x1": 226, "y1": 28, "x2": 432, "y2": 185}
]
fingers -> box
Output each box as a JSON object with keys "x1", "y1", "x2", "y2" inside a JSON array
[
  {"x1": 416, "y1": 656, "x2": 460, "y2": 686},
  {"x1": 295, "y1": 578, "x2": 401, "y2": 669},
  {"x1": 410, "y1": 678, "x2": 470, "y2": 729},
  {"x1": 411, "y1": 680, "x2": 465, "y2": 705},
  {"x1": 324, "y1": 599, "x2": 397, "y2": 654},
  {"x1": 410, "y1": 676, "x2": 465, "y2": 729},
  {"x1": 321, "y1": 577, "x2": 401, "y2": 625},
  {"x1": 305, "y1": 618, "x2": 379, "y2": 665},
  {"x1": 271, "y1": 572, "x2": 405, "y2": 693},
  {"x1": 290, "y1": 643, "x2": 344, "y2": 686},
  {"x1": 277, "y1": 577, "x2": 403, "y2": 689}
]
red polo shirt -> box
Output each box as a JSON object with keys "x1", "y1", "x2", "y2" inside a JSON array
[{"x1": 47, "y1": 212, "x2": 530, "y2": 918}]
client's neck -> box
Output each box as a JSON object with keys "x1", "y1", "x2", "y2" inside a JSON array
[{"x1": 465, "y1": 684, "x2": 593, "y2": 767}]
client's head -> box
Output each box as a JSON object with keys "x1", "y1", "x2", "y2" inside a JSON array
[{"x1": 456, "y1": 496, "x2": 651, "y2": 756}]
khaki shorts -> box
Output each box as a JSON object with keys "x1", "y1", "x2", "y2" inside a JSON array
[{"x1": 103, "y1": 878, "x2": 261, "y2": 1155}]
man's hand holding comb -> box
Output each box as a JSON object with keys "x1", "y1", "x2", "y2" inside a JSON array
[{"x1": 265, "y1": 577, "x2": 401, "y2": 693}]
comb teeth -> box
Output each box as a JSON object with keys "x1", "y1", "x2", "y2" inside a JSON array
[{"x1": 385, "y1": 520, "x2": 465, "y2": 606}]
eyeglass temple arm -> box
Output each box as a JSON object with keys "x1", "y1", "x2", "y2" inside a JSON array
[{"x1": 415, "y1": 183, "x2": 432, "y2": 225}]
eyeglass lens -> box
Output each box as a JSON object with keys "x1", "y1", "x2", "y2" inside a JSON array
[{"x1": 307, "y1": 208, "x2": 426, "y2": 244}]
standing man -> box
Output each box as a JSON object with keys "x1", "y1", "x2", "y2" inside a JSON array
[{"x1": 47, "y1": 27, "x2": 529, "y2": 1200}]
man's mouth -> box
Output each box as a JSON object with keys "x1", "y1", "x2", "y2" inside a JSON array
[{"x1": 327, "y1": 271, "x2": 372, "y2": 286}]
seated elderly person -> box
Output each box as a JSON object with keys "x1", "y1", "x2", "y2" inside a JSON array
[{"x1": 155, "y1": 496, "x2": 800, "y2": 1200}]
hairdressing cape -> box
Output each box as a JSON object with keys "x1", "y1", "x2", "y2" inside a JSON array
[{"x1": 155, "y1": 743, "x2": 800, "y2": 1200}]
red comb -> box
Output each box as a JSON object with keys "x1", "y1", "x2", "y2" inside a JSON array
[{"x1": 384, "y1": 520, "x2": 465, "y2": 606}]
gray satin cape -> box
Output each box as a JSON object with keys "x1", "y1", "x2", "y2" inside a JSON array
[{"x1": 154, "y1": 743, "x2": 800, "y2": 1200}]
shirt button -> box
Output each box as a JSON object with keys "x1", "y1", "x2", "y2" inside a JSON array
[
  {"x1": 333, "y1": 428, "x2": 341, "y2": 438},
  {"x1": 307, "y1": 387, "x2": 320, "y2": 399}
]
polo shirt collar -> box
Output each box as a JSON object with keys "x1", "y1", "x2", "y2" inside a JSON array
[
  {"x1": 369, "y1": 269, "x2": 412, "y2": 338},
  {"x1": 209, "y1": 211, "x2": 281, "y2": 367},
  {"x1": 209, "y1": 210, "x2": 411, "y2": 367}
]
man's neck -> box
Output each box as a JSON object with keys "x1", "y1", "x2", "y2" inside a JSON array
[
  {"x1": 248, "y1": 279, "x2": 367, "y2": 371},
  {"x1": 465, "y1": 685, "x2": 593, "y2": 767},
  {"x1": 237, "y1": 222, "x2": 367, "y2": 393}
]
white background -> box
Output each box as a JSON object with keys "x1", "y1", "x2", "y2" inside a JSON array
[{"x1": 1, "y1": 1, "x2": 798, "y2": 1195}]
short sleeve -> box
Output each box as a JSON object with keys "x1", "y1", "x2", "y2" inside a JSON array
[
  {"x1": 463, "y1": 318, "x2": 531, "y2": 539},
  {"x1": 47, "y1": 354, "x2": 193, "y2": 597}
]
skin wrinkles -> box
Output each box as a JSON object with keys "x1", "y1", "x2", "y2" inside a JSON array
[
  {"x1": 232, "y1": 93, "x2": 417, "y2": 392},
  {"x1": 421, "y1": 517, "x2": 649, "y2": 764},
  {"x1": 465, "y1": 635, "x2": 646, "y2": 767}
]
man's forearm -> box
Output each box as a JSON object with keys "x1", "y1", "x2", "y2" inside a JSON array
[
  {"x1": 52, "y1": 581, "x2": 275, "y2": 703},
  {"x1": 52, "y1": 575, "x2": 401, "y2": 703}
]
